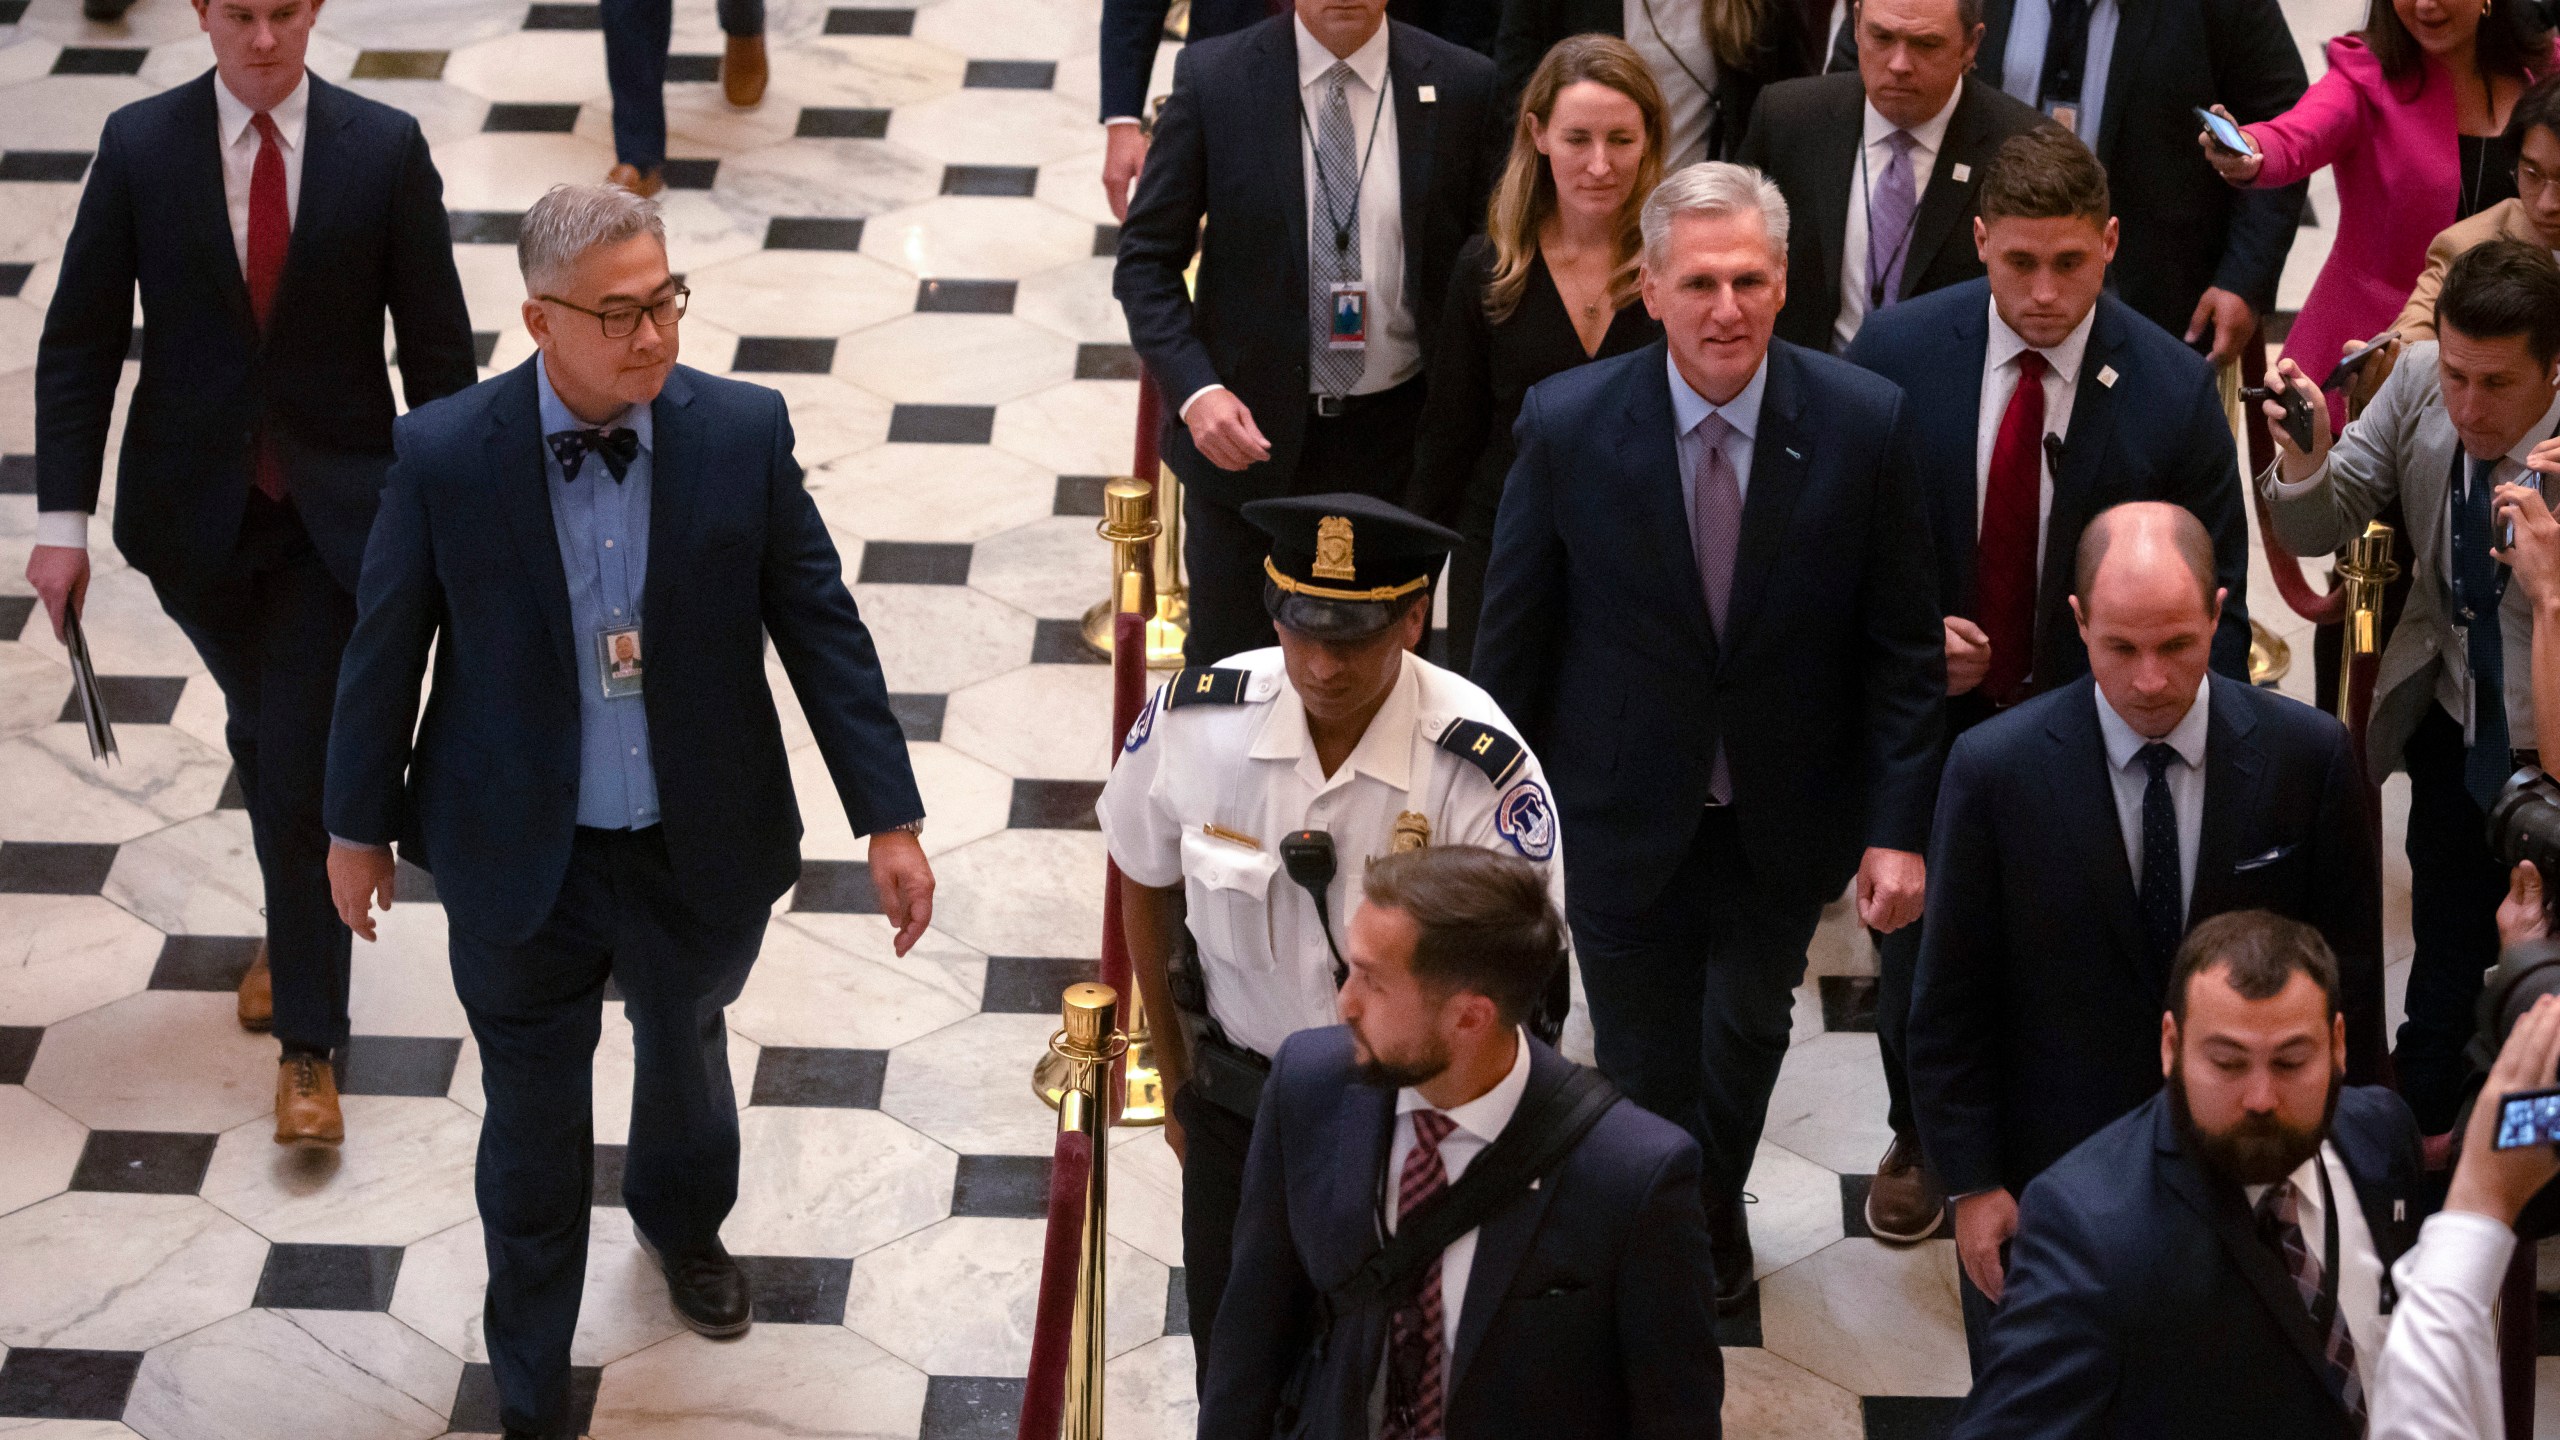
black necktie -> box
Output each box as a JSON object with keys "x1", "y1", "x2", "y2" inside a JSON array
[
  {"x1": 2040, "y1": 0, "x2": 2092, "y2": 109},
  {"x1": 2138, "y1": 741, "x2": 2184, "y2": 984},
  {"x1": 547, "y1": 426, "x2": 639, "y2": 483}
]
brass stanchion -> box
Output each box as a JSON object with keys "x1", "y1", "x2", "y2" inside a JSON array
[
  {"x1": 2336, "y1": 520, "x2": 2400, "y2": 725},
  {"x1": 1052, "y1": 983, "x2": 1122, "y2": 1440},
  {"x1": 2249, "y1": 621, "x2": 2293, "y2": 688},
  {"x1": 1080, "y1": 474, "x2": 1189, "y2": 669}
]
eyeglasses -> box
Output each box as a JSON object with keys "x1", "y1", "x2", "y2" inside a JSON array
[
  {"x1": 540, "y1": 285, "x2": 690, "y2": 338},
  {"x1": 2520, "y1": 158, "x2": 2557, "y2": 199}
]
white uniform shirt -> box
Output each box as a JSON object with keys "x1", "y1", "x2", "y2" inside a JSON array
[
  {"x1": 1097, "y1": 648, "x2": 1567, "y2": 1059},
  {"x1": 2370, "y1": 1209, "x2": 2514, "y2": 1439},
  {"x1": 1973, "y1": 293, "x2": 2099, "y2": 595},
  {"x1": 1833, "y1": 84, "x2": 1960, "y2": 352},
  {"x1": 2243, "y1": 1141, "x2": 2387, "y2": 1395}
]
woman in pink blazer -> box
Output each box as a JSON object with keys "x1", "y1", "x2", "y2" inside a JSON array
[{"x1": 2202, "y1": 0, "x2": 2553, "y2": 398}]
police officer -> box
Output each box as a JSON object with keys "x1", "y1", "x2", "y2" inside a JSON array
[{"x1": 1096, "y1": 493, "x2": 1566, "y2": 1384}]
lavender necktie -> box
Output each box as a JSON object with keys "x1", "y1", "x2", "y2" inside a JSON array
[
  {"x1": 1693, "y1": 412, "x2": 1742, "y2": 803},
  {"x1": 1868, "y1": 129, "x2": 1920, "y2": 310}
]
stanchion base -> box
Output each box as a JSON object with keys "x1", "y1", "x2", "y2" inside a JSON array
[
  {"x1": 1119, "y1": 1026, "x2": 1167, "y2": 1128},
  {"x1": 2248, "y1": 618, "x2": 2291, "y2": 688},
  {"x1": 1034, "y1": 1047, "x2": 1077, "y2": 1111},
  {"x1": 1079, "y1": 597, "x2": 1190, "y2": 670}
]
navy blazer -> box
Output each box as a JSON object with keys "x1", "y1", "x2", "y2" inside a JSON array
[
  {"x1": 1956, "y1": 1086, "x2": 2426, "y2": 1440},
  {"x1": 1113, "y1": 17, "x2": 1501, "y2": 507},
  {"x1": 1910, "y1": 673, "x2": 2384, "y2": 1198},
  {"x1": 323, "y1": 361, "x2": 924, "y2": 947},
  {"x1": 1474, "y1": 339, "x2": 1945, "y2": 916},
  {"x1": 1843, "y1": 278, "x2": 2254, "y2": 705},
  {"x1": 36, "y1": 70, "x2": 476, "y2": 595},
  {"x1": 1200, "y1": 1027, "x2": 1723, "y2": 1440},
  {"x1": 1097, "y1": 0, "x2": 1266, "y2": 121}
]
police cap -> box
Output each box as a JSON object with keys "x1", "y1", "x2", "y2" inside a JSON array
[{"x1": 1241, "y1": 493, "x2": 1461, "y2": 642}]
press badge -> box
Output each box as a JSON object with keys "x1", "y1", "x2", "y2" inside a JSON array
[
  {"x1": 597, "y1": 625, "x2": 645, "y2": 699},
  {"x1": 1328, "y1": 282, "x2": 1368, "y2": 350}
]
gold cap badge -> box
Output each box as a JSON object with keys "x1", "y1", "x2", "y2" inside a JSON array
[{"x1": 1314, "y1": 515, "x2": 1356, "y2": 581}]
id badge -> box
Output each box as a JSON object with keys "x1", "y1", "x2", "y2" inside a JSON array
[
  {"x1": 1328, "y1": 282, "x2": 1368, "y2": 351},
  {"x1": 596, "y1": 625, "x2": 645, "y2": 699},
  {"x1": 2050, "y1": 102, "x2": 2080, "y2": 136}
]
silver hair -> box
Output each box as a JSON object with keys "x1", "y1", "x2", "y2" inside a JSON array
[
  {"x1": 516, "y1": 183, "x2": 666, "y2": 294},
  {"x1": 1639, "y1": 162, "x2": 1791, "y2": 270}
]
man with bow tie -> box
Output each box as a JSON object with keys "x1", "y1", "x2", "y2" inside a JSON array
[{"x1": 322, "y1": 183, "x2": 933, "y2": 1440}]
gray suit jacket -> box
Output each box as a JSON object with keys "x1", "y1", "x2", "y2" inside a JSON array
[{"x1": 2259, "y1": 342, "x2": 2542, "y2": 775}]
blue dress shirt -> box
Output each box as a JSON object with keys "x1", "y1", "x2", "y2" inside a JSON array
[
  {"x1": 1999, "y1": 0, "x2": 2120, "y2": 147},
  {"x1": 536, "y1": 355, "x2": 662, "y2": 831},
  {"x1": 1666, "y1": 347, "x2": 1766, "y2": 516}
]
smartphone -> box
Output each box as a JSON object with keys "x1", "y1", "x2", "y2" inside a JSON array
[
  {"x1": 2324, "y1": 337, "x2": 2394, "y2": 392},
  {"x1": 2242, "y1": 384, "x2": 2316, "y2": 453},
  {"x1": 2504, "y1": 470, "x2": 2544, "y2": 549},
  {"x1": 2196, "y1": 105, "x2": 2254, "y2": 157},
  {"x1": 2494, "y1": 1084, "x2": 2560, "y2": 1149}
]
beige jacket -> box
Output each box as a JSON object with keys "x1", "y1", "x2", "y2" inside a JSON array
[{"x1": 2393, "y1": 199, "x2": 2545, "y2": 342}]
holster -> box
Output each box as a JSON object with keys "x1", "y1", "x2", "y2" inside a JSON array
[{"x1": 1166, "y1": 929, "x2": 1271, "y2": 1120}]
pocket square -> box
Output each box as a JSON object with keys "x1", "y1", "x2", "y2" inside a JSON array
[{"x1": 2234, "y1": 843, "x2": 2298, "y2": 872}]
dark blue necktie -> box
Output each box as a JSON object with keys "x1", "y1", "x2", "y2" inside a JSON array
[
  {"x1": 547, "y1": 426, "x2": 638, "y2": 483},
  {"x1": 2453, "y1": 454, "x2": 2512, "y2": 812},
  {"x1": 2139, "y1": 741, "x2": 2184, "y2": 985},
  {"x1": 2040, "y1": 0, "x2": 2092, "y2": 109}
]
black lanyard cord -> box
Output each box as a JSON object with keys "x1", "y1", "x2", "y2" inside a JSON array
[{"x1": 1297, "y1": 67, "x2": 1393, "y2": 256}]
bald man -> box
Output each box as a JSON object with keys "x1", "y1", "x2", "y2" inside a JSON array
[{"x1": 1907, "y1": 502, "x2": 2381, "y2": 1367}]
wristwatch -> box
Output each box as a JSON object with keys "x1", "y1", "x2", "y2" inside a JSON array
[{"x1": 891, "y1": 818, "x2": 926, "y2": 838}]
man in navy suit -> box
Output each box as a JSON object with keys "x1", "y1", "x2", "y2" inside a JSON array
[
  {"x1": 28, "y1": 0, "x2": 476, "y2": 1146},
  {"x1": 1473, "y1": 161, "x2": 1944, "y2": 1311},
  {"x1": 1954, "y1": 909, "x2": 2424, "y2": 1438},
  {"x1": 322, "y1": 186, "x2": 935, "y2": 1440},
  {"x1": 1912, "y1": 503, "x2": 2381, "y2": 1366},
  {"x1": 1201, "y1": 845, "x2": 1723, "y2": 1440},
  {"x1": 1842, "y1": 125, "x2": 2249, "y2": 1242}
]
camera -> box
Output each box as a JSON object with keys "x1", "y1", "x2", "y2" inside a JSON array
[{"x1": 2485, "y1": 768, "x2": 2560, "y2": 931}]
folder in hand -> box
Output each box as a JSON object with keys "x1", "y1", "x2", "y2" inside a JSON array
[{"x1": 63, "y1": 604, "x2": 118, "y2": 764}]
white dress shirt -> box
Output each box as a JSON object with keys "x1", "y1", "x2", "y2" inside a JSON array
[
  {"x1": 2242, "y1": 1141, "x2": 2387, "y2": 1399},
  {"x1": 1382, "y1": 1029, "x2": 1534, "y2": 1360},
  {"x1": 2369, "y1": 1209, "x2": 2515, "y2": 1440},
  {"x1": 2094, "y1": 675, "x2": 2209, "y2": 918},
  {"x1": 1623, "y1": 0, "x2": 1718, "y2": 166},
  {"x1": 1998, "y1": 0, "x2": 2121, "y2": 144},
  {"x1": 1973, "y1": 294, "x2": 2099, "y2": 594},
  {"x1": 36, "y1": 69, "x2": 310, "y2": 552},
  {"x1": 1833, "y1": 83, "x2": 1962, "y2": 352}
]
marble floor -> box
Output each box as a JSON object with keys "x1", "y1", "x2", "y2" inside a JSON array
[{"x1": 0, "y1": 0, "x2": 2544, "y2": 1434}]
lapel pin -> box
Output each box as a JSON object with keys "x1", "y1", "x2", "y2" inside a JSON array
[
  {"x1": 1419, "y1": 84, "x2": 1436, "y2": 104},
  {"x1": 1786, "y1": 446, "x2": 1803, "y2": 460},
  {"x1": 2098, "y1": 365, "x2": 2119, "y2": 388},
  {"x1": 1951, "y1": 162, "x2": 1972, "y2": 182}
]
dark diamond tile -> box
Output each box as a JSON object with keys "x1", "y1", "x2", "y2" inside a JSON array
[
  {"x1": 68, "y1": 1130, "x2": 218, "y2": 1195},
  {"x1": 919, "y1": 1375, "x2": 1022, "y2": 1440},
  {"x1": 797, "y1": 106, "x2": 891, "y2": 139},
  {"x1": 1819, "y1": 974, "x2": 1879, "y2": 1033},
  {"x1": 0, "y1": 261, "x2": 30, "y2": 297},
  {"x1": 824, "y1": 5, "x2": 914, "y2": 32},
  {"x1": 662, "y1": 157, "x2": 719, "y2": 189},
  {"x1": 1862, "y1": 1395, "x2": 1963, "y2": 1440},
  {"x1": 768, "y1": 216, "x2": 867, "y2": 251},
  {"x1": 254, "y1": 1243, "x2": 404, "y2": 1311},
  {"x1": 1053, "y1": 474, "x2": 1109, "y2": 516},
  {"x1": 1837, "y1": 1172, "x2": 1952, "y2": 1242},
  {"x1": 395, "y1": 857, "x2": 440, "y2": 904},
  {"x1": 592, "y1": 1143, "x2": 626, "y2": 1207},
  {"x1": 737, "y1": 1254, "x2": 853, "y2": 1324},
  {"x1": 484, "y1": 103, "x2": 581, "y2": 133},
  {"x1": 1712, "y1": 1282, "x2": 1760, "y2": 1348},
  {"x1": 210, "y1": 765, "x2": 245, "y2": 809},
  {"x1": 1074, "y1": 342, "x2": 1141, "y2": 381},
  {"x1": 888, "y1": 692, "x2": 946, "y2": 743},
  {"x1": 733, "y1": 336, "x2": 838, "y2": 374},
  {"x1": 666, "y1": 51, "x2": 722, "y2": 81},
  {"x1": 1092, "y1": 223, "x2": 1120, "y2": 257},
  {"x1": 125, "y1": 328, "x2": 143, "y2": 362},
  {"x1": 792, "y1": 859, "x2": 879, "y2": 913},
  {"x1": 1031, "y1": 618, "x2": 1106, "y2": 664},
  {"x1": 941, "y1": 165, "x2": 1039, "y2": 197},
  {"x1": 472, "y1": 330, "x2": 499, "y2": 367},
  {"x1": 0, "y1": 594, "x2": 37, "y2": 638},
  {"x1": 858, "y1": 540, "x2": 973, "y2": 584},
  {"x1": 52, "y1": 47, "x2": 147, "y2": 75},
  {"x1": 0, "y1": 1348, "x2": 143, "y2": 1422},
  {"x1": 602, "y1": 974, "x2": 624, "y2": 1003},
  {"x1": 2543, "y1": 1291, "x2": 2560, "y2": 1354},
  {"x1": 749, "y1": 1046, "x2": 886, "y2": 1108},
  {"x1": 351, "y1": 49, "x2": 449, "y2": 79},
  {"x1": 449, "y1": 210, "x2": 523, "y2": 245},
  {"x1": 1422, "y1": 624, "x2": 1449, "y2": 668},
  {"x1": 0, "y1": 1, "x2": 28, "y2": 20},
  {"x1": 886, "y1": 403, "x2": 995, "y2": 444},
  {"x1": 147, "y1": 934, "x2": 263, "y2": 992},
  {"x1": 0, "y1": 152, "x2": 95, "y2": 182},
  {"x1": 979, "y1": 956, "x2": 1099, "y2": 1014},
  {"x1": 523, "y1": 1, "x2": 603, "y2": 26},
  {"x1": 339, "y1": 1035, "x2": 463, "y2": 1097},
  {"x1": 1164, "y1": 1266, "x2": 1189, "y2": 1334},
  {"x1": 0, "y1": 454, "x2": 33, "y2": 495},
  {"x1": 0, "y1": 842, "x2": 119, "y2": 895},
  {"x1": 963, "y1": 59, "x2": 1056, "y2": 89},
  {"x1": 55, "y1": 674, "x2": 186, "y2": 725},
  {"x1": 1008, "y1": 778, "x2": 1104, "y2": 830},
  {"x1": 952, "y1": 1153, "x2": 1050, "y2": 1218},
  {"x1": 0, "y1": 1026, "x2": 40, "y2": 1086},
  {"x1": 451, "y1": 1362, "x2": 600, "y2": 1433},
  {"x1": 915, "y1": 277, "x2": 1015, "y2": 313}
]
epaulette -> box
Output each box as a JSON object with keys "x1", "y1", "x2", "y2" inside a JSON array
[
  {"x1": 1434, "y1": 717, "x2": 1527, "y2": 787},
  {"x1": 1166, "y1": 666, "x2": 1253, "y2": 708}
]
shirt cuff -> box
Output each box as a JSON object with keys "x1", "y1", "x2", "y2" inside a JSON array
[
  {"x1": 2399, "y1": 1210, "x2": 2517, "y2": 1300},
  {"x1": 1104, "y1": 116, "x2": 1143, "y2": 127},
  {"x1": 1177, "y1": 384, "x2": 1227, "y2": 421},
  {"x1": 34, "y1": 511, "x2": 91, "y2": 549},
  {"x1": 329, "y1": 836, "x2": 392, "y2": 854}
]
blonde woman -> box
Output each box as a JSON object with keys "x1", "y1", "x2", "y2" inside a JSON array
[{"x1": 1410, "y1": 36, "x2": 1668, "y2": 674}]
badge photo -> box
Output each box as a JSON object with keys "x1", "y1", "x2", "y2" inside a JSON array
[
  {"x1": 1328, "y1": 282, "x2": 1367, "y2": 350},
  {"x1": 597, "y1": 625, "x2": 645, "y2": 699}
]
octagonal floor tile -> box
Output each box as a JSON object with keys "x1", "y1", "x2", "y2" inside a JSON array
[
  {"x1": 845, "y1": 582, "x2": 1035, "y2": 695},
  {"x1": 724, "y1": 1106, "x2": 956, "y2": 1259},
  {"x1": 731, "y1": 911, "x2": 984, "y2": 1052},
  {"x1": 940, "y1": 661, "x2": 1115, "y2": 783},
  {"x1": 589, "y1": 1321, "x2": 927, "y2": 1439},
  {"x1": 922, "y1": 828, "x2": 1105, "y2": 961},
  {"x1": 842, "y1": 1215, "x2": 1164, "y2": 1374},
  {"x1": 832, "y1": 312, "x2": 1076, "y2": 406},
  {"x1": 25, "y1": 990, "x2": 279, "y2": 1134},
  {"x1": 1758, "y1": 1237, "x2": 1970, "y2": 1399},
  {"x1": 807, "y1": 442, "x2": 1056, "y2": 544},
  {"x1": 100, "y1": 811, "x2": 264, "y2": 941},
  {"x1": 685, "y1": 246, "x2": 916, "y2": 339},
  {"x1": 120, "y1": 1307, "x2": 447, "y2": 1440},
  {"x1": 0, "y1": 1192, "x2": 268, "y2": 1350},
  {"x1": 0, "y1": 1088, "x2": 89, "y2": 1220},
  {"x1": 390, "y1": 1207, "x2": 687, "y2": 1369},
  {"x1": 199, "y1": 1096, "x2": 481, "y2": 1247},
  {"x1": 990, "y1": 376, "x2": 1139, "y2": 477},
  {"x1": 0, "y1": 894, "x2": 165, "y2": 1028},
  {"x1": 877, "y1": 1010, "x2": 1063, "y2": 1156},
  {"x1": 861, "y1": 196, "x2": 1093, "y2": 280}
]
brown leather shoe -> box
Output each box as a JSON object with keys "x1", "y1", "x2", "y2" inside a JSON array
[
  {"x1": 275, "y1": 1055, "x2": 345, "y2": 1147},
  {"x1": 236, "y1": 945, "x2": 273, "y2": 1033},
  {"x1": 605, "y1": 163, "x2": 665, "y2": 198},
  {"x1": 1865, "y1": 1132, "x2": 1947, "y2": 1243},
  {"x1": 721, "y1": 33, "x2": 768, "y2": 108}
]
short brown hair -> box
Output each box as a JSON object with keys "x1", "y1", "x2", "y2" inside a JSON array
[
  {"x1": 2169, "y1": 910, "x2": 2341, "y2": 1025},
  {"x1": 1977, "y1": 125, "x2": 2111, "y2": 227},
  {"x1": 1361, "y1": 847, "x2": 1564, "y2": 1027}
]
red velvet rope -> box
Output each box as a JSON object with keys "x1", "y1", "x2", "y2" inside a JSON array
[
  {"x1": 2249, "y1": 482, "x2": 2349, "y2": 627},
  {"x1": 1015, "y1": 1126, "x2": 1095, "y2": 1440}
]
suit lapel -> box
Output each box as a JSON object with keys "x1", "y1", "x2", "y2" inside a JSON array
[
  {"x1": 1618, "y1": 343, "x2": 1717, "y2": 661},
  {"x1": 490, "y1": 360, "x2": 578, "y2": 684},
  {"x1": 1447, "y1": 1045, "x2": 1568, "y2": 1397},
  {"x1": 178, "y1": 73, "x2": 255, "y2": 336},
  {"x1": 1944, "y1": 300, "x2": 1993, "y2": 615},
  {"x1": 1263, "y1": 21, "x2": 1311, "y2": 309},
  {"x1": 1808, "y1": 95, "x2": 1861, "y2": 330},
  {"x1": 2186, "y1": 678, "x2": 2265, "y2": 923},
  {"x1": 1332, "y1": 1080, "x2": 1399, "y2": 1272},
  {"x1": 2045, "y1": 681, "x2": 2153, "y2": 981},
  {"x1": 2093, "y1": 0, "x2": 2155, "y2": 170},
  {"x1": 641, "y1": 367, "x2": 702, "y2": 627},
  {"x1": 270, "y1": 77, "x2": 353, "y2": 353},
  {"x1": 1720, "y1": 345, "x2": 1811, "y2": 668},
  {"x1": 1389, "y1": 26, "x2": 1434, "y2": 308},
  {"x1": 1900, "y1": 81, "x2": 1990, "y2": 299},
  {"x1": 2031, "y1": 308, "x2": 2123, "y2": 681}
]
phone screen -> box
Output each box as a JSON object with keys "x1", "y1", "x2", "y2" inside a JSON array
[
  {"x1": 2495, "y1": 1085, "x2": 2560, "y2": 1149},
  {"x1": 2196, "y1": 107, "x2": 2252, "y2": 156}
]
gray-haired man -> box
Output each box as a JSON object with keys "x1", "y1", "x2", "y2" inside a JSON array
[{"x1": 323, "y1": 183, "x2": 934, "y2": 1440}]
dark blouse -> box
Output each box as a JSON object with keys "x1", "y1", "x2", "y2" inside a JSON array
[
  {"x1": 2459, "y1": 132, "x2": 2520, "y2": 220},
  {"x1": 1410, "y1": 235, "x2": 1662, "y2": 531}
]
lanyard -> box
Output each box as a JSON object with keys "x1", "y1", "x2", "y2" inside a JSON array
[
  {"x1": 2448, "y1": 446, "x2": 2523, "y2": 624},
  {"x1": 1858, "y1": 137, "x2": 1923, "y2": 309},
  {"x1": 1298, "y1": 68, "x2": 1392, "y2": 256}
]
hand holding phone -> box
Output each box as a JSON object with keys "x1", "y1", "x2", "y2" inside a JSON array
[
  {"x1": 2242, "y1": 381, "x2": 2317, "y2": 454},
  {"x1": 2194, "y1": 105, "x2": 2254, "y2": 156}
]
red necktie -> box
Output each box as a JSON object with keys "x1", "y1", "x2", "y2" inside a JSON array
[
  {"x1": 1977, "y1": 348, "x2": 2048, "y2": 706},
  {"x1": 245, "y1": 112, "x2": 291, "y2": 500},
  {"x1": 1384, "y1": 1110, "x2": 1456, "y2": 1440}
]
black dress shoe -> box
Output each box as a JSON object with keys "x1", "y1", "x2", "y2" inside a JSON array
[
  {"x1": 636, "y1": 1232, "x2": 753, "y2": 1338},
  {"x1": 1707, "y1": 1197, "x2": 1755, "y2": 1315}
]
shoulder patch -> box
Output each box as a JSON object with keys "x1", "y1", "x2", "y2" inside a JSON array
[
  {"x1": 1122, "y1": 685, "x2": 1161, "y2": 753},
  {"x1": 1495, "y1": 779, "x2": 1556, "y2": 862},
  {"x1": 1166, "y1": 666, "x2": 1252, "y2": 709},
  {"x1": 1435, "y1": 718, "x2": 1526, "y2": 787}
]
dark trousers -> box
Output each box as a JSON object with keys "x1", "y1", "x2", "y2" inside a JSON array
[
  {"x1": 1171, "y1": 1080, "x2": 1254, "y2": 1389},
  {"x1": 152, "y1": 493, "x2": 355, "y2": 1053},
  {"x1": 1180, "y1": 376, "x2": 1425, "y2": 667},
  {"x1": 1874, "y1": 919, "x2": 1921, "y2": 1140},
  {"x1": 602, "y1": 0, "x2": 765, "y2": 170},
  {"x1": 1568, "y1": 808, "x2": 1826, "y2": 1205},
  {"x1": 2397, "y1": 704, "x2": 2509, "y2": 1132},
  {"x1": 448, "y1": 825, "x2": 765, "y2": 1437}
]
